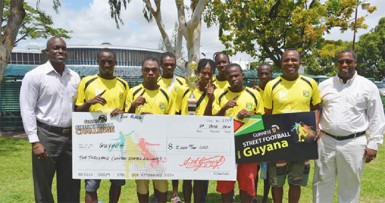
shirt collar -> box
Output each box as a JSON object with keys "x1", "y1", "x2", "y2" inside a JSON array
[
  {"x1": 279, "y1": 74, "x2": 301, "y2": 82},
  {"x1": 42, "y1": 61, "x2": 69, "y2": 76},
  {"x1": 337, "y1": 71, "x2": 357, "y2": 84}
]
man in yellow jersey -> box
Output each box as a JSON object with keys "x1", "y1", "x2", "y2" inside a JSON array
[
  {"x1": 212, "y1": 54, "x2": 231, "y2": 202},
  {"x1": 254, "y1": 63, "x2": 273, "y2": 97},
  {"x1": 158, "y1": 52, "x2": 186, "y2": 92},
  {"x1": 158, "y1": 52, "x2": 185, "y2": 203},
  {"x1": 126, "y1": 57, "x2": 171, "y2": 203},
  {"x1": 263, "y1": 49, "x2": 321, "y2": 203},
  {"x1": 253, "y1": 63, "x2": 273, "y2": 203},
  {"x1": 214, "y1": 63, "x2": 264, "y2": 203},
  {"x1": 175, "y1": 58, "x2": 219, "y2": 203},
  {"x1": 75, "y1": 48, "x2": 129, "y2": 203},
  {"x1": 213, "y1": 52, "x2": 230, "y2": 91},
  {"x1": 212, "y1": 51, "x2": 230, "y2": 202}
]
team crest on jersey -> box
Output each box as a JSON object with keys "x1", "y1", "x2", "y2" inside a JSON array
[
  {"x1": 279, "y1": 91, "x2": 288, "y2": 100},
  {"x1": 119, "y1": 92, "x2": 123, "y2": 99},
  {"x1": 303, "y1": 90, "x2": 310, "y2": 98},
  {"x1": 159, "y1": 102, "x2": 166, "y2": 110},
  {"x1": 246, "y1": 103, "x2": 253, "y2": 111}
]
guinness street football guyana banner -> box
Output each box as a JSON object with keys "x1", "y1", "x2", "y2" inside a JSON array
[{"x1": 234, "y1": 112, "x2": 318, "y2": 163}]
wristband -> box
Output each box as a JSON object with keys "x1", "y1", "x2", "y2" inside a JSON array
[{"x1": 32, "y1": 143, "x2": 41, "y2": 149}]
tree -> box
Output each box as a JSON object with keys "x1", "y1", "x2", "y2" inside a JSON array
[
  {"x1": 0, "y1": 0, "x2": 25, "y2": 84},
  {"x1": 355, "y1": 17, "x2": 385, "y2": 80},
  {"x1": 249, "y1": 61, "x2": 259, "y2": 70},
  {"x1": 310, "y1": 39, "x2": 349, "y2": 76},
  {"x1": 157, "y1": 22, "x2": 185, "y2": 56},
  {"x1": 0, "y1": 0, "x2": 70, "y2": 83},
  {"x1": 206, "y1": 0, "x2": 375, "y2": 71},
  {"x1": 107, "y1": 0, "x2": 209, "y2": 74}
]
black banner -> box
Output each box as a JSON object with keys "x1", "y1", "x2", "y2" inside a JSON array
[{"x1": 234, "y1": 112, "x2": 318, "y2": 163}]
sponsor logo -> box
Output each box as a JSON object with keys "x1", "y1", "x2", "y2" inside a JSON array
[
  {"x1": 246, "y1": 103, "x2": 253, "y2": 111},
  {"x1": 278, "y1": 91, "x2": 288, "y2": 100},
  {"x1": 76, "y1": 115, "x2": 115, "y2": 135},
  {"x1": 159, "y1": 102, "x2": 165, "y2": 110}
]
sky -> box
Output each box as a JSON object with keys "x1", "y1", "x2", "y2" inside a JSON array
[{"x1": 19, "y1": 0, "x2": 385, "y2": 63}]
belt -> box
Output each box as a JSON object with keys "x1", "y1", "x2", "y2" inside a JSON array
[
  {"x1": 37, "y1": 121, "x2": 72, "y2": 135},
  {"x1": 322, "y1": 130, "x2": 365, "y2": 141}
]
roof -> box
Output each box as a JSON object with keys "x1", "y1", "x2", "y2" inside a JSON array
[
  {"x1": 4, "y1": 64, "x2": 144, "y2": 78},
  {"x1": 67, "y1": 45, "x2": 163, "y2": 53},
  {"x1": 11, "y1": 44, "x2": 163, "y2": 54},
  {"x1": 4, "y1": 64, "x2": 185, "y2": 79}
]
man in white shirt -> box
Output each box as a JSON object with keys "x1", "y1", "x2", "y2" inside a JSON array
[
  {"x1": 20, "y1": 37, "x2": 81, "y2": 202},
  {"x1": 313, "y1": 50, "x2": 385, "y2": 203}
]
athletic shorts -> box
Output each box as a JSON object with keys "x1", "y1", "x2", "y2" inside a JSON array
[
  {"x1": 135, "y1": 180, "x2": 168, "y2": 195},
  {"x1": 268, "y1": 160, "x2": 310, "y2": 187},
  {"x1": 216, "y1": 163, "x2": 259, "y2": 196},
  {"x1": 85, "y1": 179, "x2": 126, "y2": 192}
]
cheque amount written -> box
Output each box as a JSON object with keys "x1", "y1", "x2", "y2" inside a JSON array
[{"x1": 168, "y1": 143, "x2": 208, "y2": 150}]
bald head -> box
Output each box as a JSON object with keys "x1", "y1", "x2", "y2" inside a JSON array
[
  {"x1": 46, "y1": 36, "x2": 66, "y2": 49},
  {"x1": 45, "y1": 37, "x2": 67, "y2": 67}
]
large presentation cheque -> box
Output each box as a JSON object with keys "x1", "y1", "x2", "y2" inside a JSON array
[{"x1": 72, "y1": 113, "x2": 236, "y2": 180}]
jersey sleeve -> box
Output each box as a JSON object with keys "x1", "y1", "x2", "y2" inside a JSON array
[
  {"x1": 212, "y1": 89, "x2": 224, "y2": 115},
  {"x1": 310, "y1": 79, "x2": 321, "y2": 106},
  {"x1": 167, "y1": 86, "x2": 182, "y2": 115},
  {"x1": 263, "y1": 83, "x2": 273, "y2": 110},
  {"x1": 124, "y1": 88, "x2": 134, "y2": 112},
  {"x1": 177, "y1": 76, "x2": 187, "y2": 86},
  {"x1": 165, "y1": 92, "x2": 176, "y2": 115},
  {"x1": 254, "y1": 89, "x2": 265, "y2": 115},
  {"x1": 212, "y1": 89, "x2": 223, "y2": 115},
  {"x1": 75, "y1": 78, "x2": 87, "y2": 107},
  {"x1": 178, "y1": 86, "x2": 190, "y2": 115},
  {"x1": 122, "y1": 82, "x2": 130, "y2": 111}
]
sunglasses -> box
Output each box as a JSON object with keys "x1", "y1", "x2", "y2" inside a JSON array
[{"x1": 338, "y1": 59, "x2": 354, "y2": 65}]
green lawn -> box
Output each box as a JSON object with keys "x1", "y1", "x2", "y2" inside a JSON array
[{"x1": 1, "y1": 136, "x2": 384, "y2": 203}]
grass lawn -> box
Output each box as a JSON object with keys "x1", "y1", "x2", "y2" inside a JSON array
[{"x1": 1, "y1": 136, "x2": 384, "y2": 203}]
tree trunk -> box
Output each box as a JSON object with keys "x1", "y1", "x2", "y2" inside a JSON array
[
  {"x1": 139, "y1": 0, "x2": 209, "y2": 76},
  {"x1": 0, "y1": 46, "x2": 9, "y2": 83},
  {"x1": 0, "y1": 0, "x2": 5, "y2": 28},
  {"x1": 0, "y1": 0, "x2": 26, "y2": 83},
  {"x1": 180, "y1": 0, "x2": 207, "y2": 75},
  {"x1": 185, "y1": 21, "x2": 201, "y2": 76},
  {"x1": 175, "y1": 25, "x2": 185, "y2": 74}
]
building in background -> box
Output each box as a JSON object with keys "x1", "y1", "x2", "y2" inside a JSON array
[
  {"x1": 1, "y1": 43, "x2": 167, "y2": 131},
  {"x1": 6, "y1": 43, "x2": 167, "y2": 83}
]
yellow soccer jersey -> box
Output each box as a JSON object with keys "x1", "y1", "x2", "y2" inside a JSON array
[
  {"x1": 126, "y1": 84, "x2": 171, "y2": 115},
  {"x1": 214, "y1": 87, "x2": 264, "y2": 118},
  {"x1": 176, "y1": 85, "x2": 221, "y2": 116},
  {"x1": 158, "y1": 76, "x2": 186, "y2": 114},
  {"x1": 263, "y1": 75, "x2": 321, "y2": 114},
  {"x1": 158, "y1": 76, "x2": 186, "y2": 92},
  {"x1": 76, "y1": 74, "x2": 129, "y2": 113},
  {"x1": 254, "y1": 85, "x2": 264, "y2": 98},
  {"x1": 213, "y1": 76, "x2": 229, "y2": 91}
]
